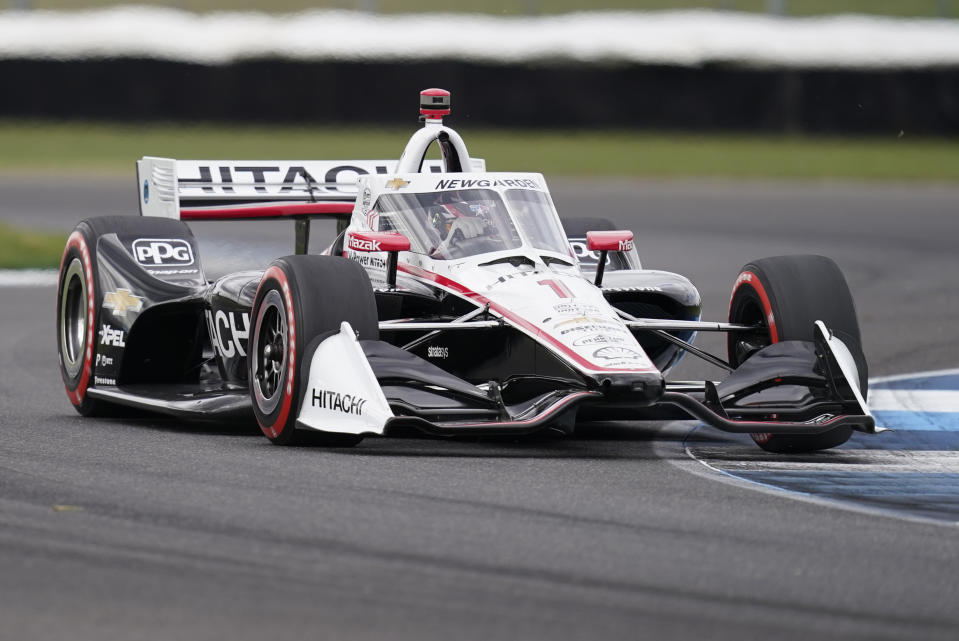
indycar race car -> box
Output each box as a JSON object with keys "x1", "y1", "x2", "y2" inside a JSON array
[{"x1": 56, "y1": 88, "x2": 877, "y2": 453}]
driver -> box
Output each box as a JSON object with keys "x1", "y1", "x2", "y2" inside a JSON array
[{"x1": 427, "y1": 191, "x2": 490, "y2": 245}]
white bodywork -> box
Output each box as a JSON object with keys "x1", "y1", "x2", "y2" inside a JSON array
[
  {"x1": 345, "y1": 171, "x2": 658, "y2": 378},
  {"x1": 296, "y1": 322, "x2": 393, "y2": 436},
  {"x1": 136, "y1": 156, "x2": 486, "y2": 219},
  {"x1": 815, "y1": 320, "x2": 873, "y2": 423}
]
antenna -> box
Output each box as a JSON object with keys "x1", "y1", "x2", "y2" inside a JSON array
[{"x1": 419, "y1": 88, "x2": 451, "y2": 126}]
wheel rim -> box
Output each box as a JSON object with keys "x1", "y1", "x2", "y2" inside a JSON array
[
  {"x1": 251, "y1": 289, "x2": 288, "y2": 414},
  {"x1": 731, "y1": 297, "x2": 771, "y2": 365},
  {"x1": 60, "y1": 258, "x2": 87, "y2": 378}
]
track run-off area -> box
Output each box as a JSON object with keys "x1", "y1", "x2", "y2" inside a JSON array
[{"x1": 1, "y1": 175, "x2": 959, "y2": 640}]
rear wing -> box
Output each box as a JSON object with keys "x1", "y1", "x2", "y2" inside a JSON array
[{"x1": 136, "y1": 156, "x2": 486, "y2": 221}]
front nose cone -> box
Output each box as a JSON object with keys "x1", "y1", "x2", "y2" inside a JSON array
[{"x1": 589, "y1": 371, "x2": 665, "y2": 406}]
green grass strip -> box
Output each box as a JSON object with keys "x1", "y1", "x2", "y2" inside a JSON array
[
  {"x1": 1, "y1": 120, "x2": 957, "y2": 182},
  {"x1": 0, "y1": 222, "x2": 66, "y2": 270}
]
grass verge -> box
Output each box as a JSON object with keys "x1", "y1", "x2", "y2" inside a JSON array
[
  {"x1": 0, "y1": 222, "x2": 66, "y2": 270},
  {"x1": 2, "y1": 120, "x2": 957, "y2": 182}
]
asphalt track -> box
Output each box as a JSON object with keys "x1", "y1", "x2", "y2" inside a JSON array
[{"x1": 2, "y1": 175, "x2": 959, "y2": 640}]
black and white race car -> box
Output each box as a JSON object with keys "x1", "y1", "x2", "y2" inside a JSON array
[{"x1": 56, "y1": 88, "x2": 876, "y2": 452}]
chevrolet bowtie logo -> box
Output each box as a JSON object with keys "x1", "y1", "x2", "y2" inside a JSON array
[
  {"x1": 385, "y1": 177, "x2": 410, "y2": 190},
  {"x1": 103, "y1": 288, "x2": 144, "y2": 317}
]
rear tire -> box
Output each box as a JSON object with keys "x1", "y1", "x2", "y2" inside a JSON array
[
  {"x1": 249, "y1": 255, "x2": 378, "y2": 446},
  {"x1": 57, "y1": 226, "x2": 104, "y2": 416},
  {"x1": 727, "y1": 255, "x2": 867, "y2": 453},
  {"x1": 56, "y1": 216, "x2": 199, "y2": 417}
]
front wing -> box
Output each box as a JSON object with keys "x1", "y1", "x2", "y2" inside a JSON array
[{"x1": 294, "y1": 321, "x2": 875, "y2": 439}]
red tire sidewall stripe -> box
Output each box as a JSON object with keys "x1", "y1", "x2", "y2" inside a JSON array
[
  {"x1": 253, "y1": 265, "x2": 296, "y2": 440},
  {"x1": 61, "y1": 231, "x2": 95, "y2": 406},
  {"x1": 729, "y1": 270, "x2": 778, "y2": 343},
  {"x1": 730, "y1": 270, "x2": 777, "y2": 444}
]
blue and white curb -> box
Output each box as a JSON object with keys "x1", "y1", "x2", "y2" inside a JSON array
[
  {"x1": 866, "y1": 369, "x2": 959, "y2": 441},
  {"x1": 685, "y1": 369, "x2": 959, "y2": 524}
]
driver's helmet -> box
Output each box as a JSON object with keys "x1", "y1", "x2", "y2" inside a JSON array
[{"x1": 427, "y1": 192, "x2": 489, "y2": 239}]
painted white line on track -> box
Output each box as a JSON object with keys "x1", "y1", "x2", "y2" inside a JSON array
[
  {"x1": 869, "y1": 389, "x2": 959, "y2": 413},
  {"x1": 0, "y1": 269, "x2": 58, "y2": 287},
  {"x1": 692, "y1": 447, "x2": 959, "y2": 472},
  {"x1": 870, "y1": 368, "x2": 959, "y2": 385},
  {"x1": 675, "y1": 432, "x2": 959, "y2": 528}
]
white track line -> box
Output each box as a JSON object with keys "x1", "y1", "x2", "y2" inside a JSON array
[
  {"x1": 0, "y1": 269, "x2": 58, "y2": 287},
  {"x1": 870, "y1": 368, "x2": 959, "y2": 385},
  {"x1": 692, "y1": 446, "x2": 959, "y2": 472},
  {"x1": 869, "y1": 389, "x2": 959, "y2": 413},
  {"x1": 675, "y1": 432, "x2": 959, "y2": 528}
]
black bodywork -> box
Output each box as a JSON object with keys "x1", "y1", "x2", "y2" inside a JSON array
[{"x1": 90, "y1": 233, "x2": 692, "y2": 415}]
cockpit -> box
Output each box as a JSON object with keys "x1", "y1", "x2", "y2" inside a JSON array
[{"x1": 374, "y1": 187, "x2": 574, "y2": 262}]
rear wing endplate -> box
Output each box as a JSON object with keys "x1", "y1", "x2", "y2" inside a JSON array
[{"x1": 136, "y1": 156, "x2": 486, "y2": 221}]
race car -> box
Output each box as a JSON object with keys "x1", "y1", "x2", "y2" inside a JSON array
[{"x1": 56, "y1": 88, "x2": 877, "y2": 453}]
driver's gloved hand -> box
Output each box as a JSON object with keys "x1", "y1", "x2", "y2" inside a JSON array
[{"x1": 449, "y1": 217, "x2": 486, "y2": 239}]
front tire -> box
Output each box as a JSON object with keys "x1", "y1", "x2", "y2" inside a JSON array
[
  {"x1": 727, "y1": 255, "x2": 867, "y2": 453},
  {"x1": 249, "y1": 255, "x2": 378, "y2": 446}
]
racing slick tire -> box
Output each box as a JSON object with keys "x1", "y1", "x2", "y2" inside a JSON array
[
  {"x1": 727, "y1": 255, "x2": 867, "y2": 454},
  {"x1": 249, "y1": 255, "x2": 378, "y2": 446},
  {"x1": 56, "y1": 216, "x2": 196, "y2": 416}
]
